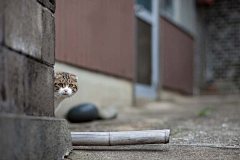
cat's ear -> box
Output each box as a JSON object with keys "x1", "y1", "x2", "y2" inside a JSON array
[
  {"x1": 54, "y1": 72, "x2": 62, "y2": 79},
  {"x1": 70, "y1": 74, "x2": 78, "y2": 82}
]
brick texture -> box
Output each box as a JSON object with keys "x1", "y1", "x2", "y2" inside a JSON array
[{"x1": 200, "y1": 0, "x2": 240, "y2": 94}]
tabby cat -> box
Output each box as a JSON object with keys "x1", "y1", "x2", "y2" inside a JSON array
[{"x1": 54, "y1": 72, "x2": 78, "y2": 116}]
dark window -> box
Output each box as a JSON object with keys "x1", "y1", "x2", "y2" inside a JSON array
[
  {"x1": 136, "y1": 0, "x2": 152, "y2": 12},
  {"x1": 137, "y1": 18, "x2": 152, "y2": 85},
  {"x1": 163, "y1": 0, "x2": 173, "y2": 16}
]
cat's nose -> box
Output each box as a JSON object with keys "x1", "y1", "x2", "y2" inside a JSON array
[{"x1": 64, "y1": 89, "x2": 68, "y2": 92}]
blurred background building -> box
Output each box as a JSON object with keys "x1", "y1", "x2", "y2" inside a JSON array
[{"x1": 55, "y1": 0, "x2": 240, "y2": 116}]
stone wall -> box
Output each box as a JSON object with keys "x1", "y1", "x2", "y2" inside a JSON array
[
  {"x1": 199, "y1": 0, "x2": 240, "y2": 94},
  {"x1": 0, "y1": 0, "x2": 55, "y2": 116},
  {"x1": 0, "y1": 0, "x2": 72, "y2": 159}
]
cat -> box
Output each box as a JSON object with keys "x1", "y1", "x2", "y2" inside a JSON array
[
  {"x1": 54, "y1": 71, "x2": 117, "y2": 120},
  {"x1": 54, "y1": 72, "x2": 78, "y2": 116}
]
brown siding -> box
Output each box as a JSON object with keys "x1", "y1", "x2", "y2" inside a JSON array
[
  {"x1": 160, "y1": 17, "x2": 194, "y2": 94},
  {"x1": 55, "y1": 0, "x2": 135, "y2": 79}
]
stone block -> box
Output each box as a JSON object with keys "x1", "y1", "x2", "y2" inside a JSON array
[
  {"x1": 0, "y1": 47, "x2": 5, "y2": 103},
  {"x1": 37, "y1": 0, "x2": 56, "y2": 13},
  {"x1": 0, "y1": 0, "x2": 4, "y2": 44},
  {"x1": 4, "y1": 0, "x2": 42, "y2": 59},
  {"x1": 4, "y1": 0, "x2": 55, "y2": 65},
  {"x1": 42, "y1": 8, "x2": 55, "y2": 65},
  {"x1": 0, "y1": 47, "x2": 54, "y2": 117},
  {"x1": 0, "y1": 113, "x2": 72, "y2": 160},
  {"x1": 25, "y1": 54, "x2": 54, "y2": 116}
]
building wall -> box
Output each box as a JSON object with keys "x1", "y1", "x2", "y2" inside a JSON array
[
  {"x1": 174, "y1": 0, "x2": 197, "y2": 35},
  {"x1": 200, "y1": 0, "x2": 240, "y2": 94},
  {"x1": 55, "y1": 0, "x2": 135, "y2": 79},
  {"x1": 160, "y1": 17, "x2": 194, "y2": 94},
  {"x1": 161, "y1": 0, "x2": 196, "y2": 94}
]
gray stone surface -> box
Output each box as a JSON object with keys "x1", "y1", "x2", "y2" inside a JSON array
[
  {"x1": 70, "y1": 145, "x2": 240, "y2": 160},
  {"x1": 4, "y1": 0, "x2": 42, "y2": 59},
  {"x1": 0, "y1": 47, "x2": 54, "y2": 117},
  {"x1": 37, "y1": 0, "x2": 56, "y2": 13},
  {"x1": 4, "y1": 0, "x2": 54, "y2": 65},
  {"x1": 0, "y1": 0, "x2": 69, "y2": 159},
  {"x1": 67, "y1": 95, "x2": 240, "y2": 159},
  {"x1": 68, "y1": 97, "x2": 240, "y2": 148},
  {"x1": 0, "y1": 0, "x2": 4, "y2": 44},
  {"x1": 0, "y1": 113, "x2": 72, "y2": 160},
  {"x1": 42, "y1": 8, "x2": 55, "y2": 65}
]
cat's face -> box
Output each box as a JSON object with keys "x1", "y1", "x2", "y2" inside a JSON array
[{"x1": 54, "y1": 72, "x2": 78, "y2": 97}]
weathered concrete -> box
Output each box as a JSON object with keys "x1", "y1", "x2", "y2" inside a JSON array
[
  {"x1": 70, "y1": 145, "x2": 240, "y2": 160},
  {"x1": 4, "y1": 0, "x2": 54, "y2": 65},
  {"x1": 67, "y1": 94, "x2": 240, "y2": 159},
  {"x1": 0, "y1": 47, "x2": 54, "y2": 117},
  {"x1": 0, "y1": 113, "x2": 72, "y2": 160},
  {"x1": 0, "y1": 0, "x2": 3, "y2": 44},
  {"x1": 42, "y1": 8, "x2": 55, "y2": 65},
  {"x1": 37, "y1": 0, "x2": 56, "y2": 13},
  {"x1": 0, "y1": 0, "x2": 72, "y2": 159},
  {"x1": 4, "y1": 0, "x2": 42, "y2": 59}
]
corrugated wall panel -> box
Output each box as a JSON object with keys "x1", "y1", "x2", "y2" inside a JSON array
[
  {"x1": 55, "y1": 0, "x2": 135, "y2": 79},
  {"x1": 161, "y1": 17, "x2": 194, "y2": 94}
]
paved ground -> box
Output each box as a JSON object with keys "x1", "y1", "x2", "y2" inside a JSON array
[{"x1": 65, "y1": 93, "x2": 240, "y2": 159}]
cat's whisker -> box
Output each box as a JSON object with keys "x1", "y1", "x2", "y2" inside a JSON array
[
  {"x1": 56, "y1": 94, "x2": 60, "y2": 103},
  {"x1": 72, "y1": 94, "x2": 76, "y2": 101}
]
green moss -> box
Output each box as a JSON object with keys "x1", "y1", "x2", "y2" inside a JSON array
[
  {"x1": 170, "y1": 131, "x2": 180, "y2": 136},
  {"x1": 195, "y1": 108, "x2": 214, "y2": 117}
]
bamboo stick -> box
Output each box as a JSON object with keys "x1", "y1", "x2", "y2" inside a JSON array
[{"x1": 71, "y1": 129, "x2": 170, "y2": 146}]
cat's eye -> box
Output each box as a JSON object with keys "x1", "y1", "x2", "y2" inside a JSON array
[
  {"x1": 58, "y1": 83, "x2": 63, "y2": 87},
  {"x1": 69, "y1": 84, "x2": 73, "y2": 87}
]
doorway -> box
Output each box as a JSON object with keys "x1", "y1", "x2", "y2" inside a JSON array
[{"x1": 134, "y1": 0, "x2": 160, "y2": 100}]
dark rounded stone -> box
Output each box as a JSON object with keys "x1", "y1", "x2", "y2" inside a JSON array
[{"x1": 66, "y1": 103, "x2": 99, "y2": 123}]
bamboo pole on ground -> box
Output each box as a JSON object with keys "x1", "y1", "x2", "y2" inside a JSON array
[{"x1": 71, "y1": 129, "x2": 170, "y2": 146}]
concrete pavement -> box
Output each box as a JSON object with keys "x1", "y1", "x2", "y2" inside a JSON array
[{"x1": 65, "y1": 93, "x2": 240, "y2": 159}]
